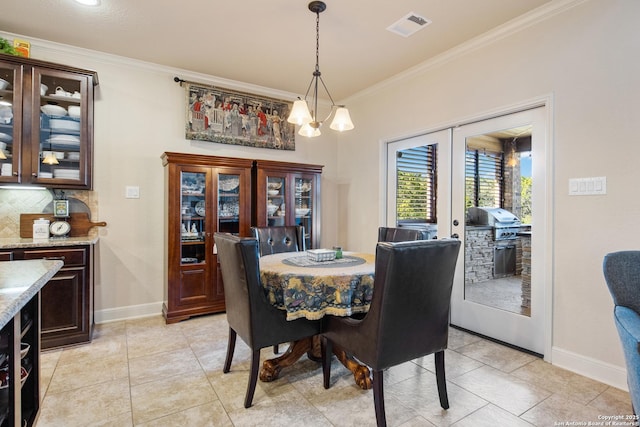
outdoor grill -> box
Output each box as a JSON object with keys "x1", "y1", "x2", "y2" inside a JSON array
[
  {"x1": 467, "y1": 207, "x2": 522, "y2": 278},
  {"x1": 467, "y1": 207, "x2": 521, "y2": 241}
]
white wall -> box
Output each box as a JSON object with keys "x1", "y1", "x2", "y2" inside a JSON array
[
  {"x1": 337, "y1": 0, "x2": 639, "y2": 388},
  {"x1": 0, "y1": 34, "x2": 340, "y2": 321}
]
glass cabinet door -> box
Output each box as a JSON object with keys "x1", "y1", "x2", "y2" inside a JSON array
[
  {"x1": 34, "y1": 68, "x2": 88, "y2": 185},
  {"x1": 180, "y1": 171, "x2": 206, "y2": 264},
  {"x1": 218, "y1": 173, "x2": 241, "y2": 234},
  {"x1": 0, "y1": 62, "x2": 22, "y2": 182},
  {"x1": 295, "y1": 177, "x2": 313, "y2": 248},
  {"x1": 266, "y1": 176, "x2": 286, "y2": 226}
]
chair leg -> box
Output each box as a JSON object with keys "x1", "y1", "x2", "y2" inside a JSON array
[
  {"x1": 372, "y1": 370, "x2": 386, "y2": 427},
  {"x1": 223, "y1": 327, "x2": 236, "y2": 373},
  {"x1": 435, "y1": 350, "x2": 450, "y2": 410},
  {"x1": 321, "y1": 336, "x2": 332, "y2": 389},
  {"x1": 244, "y1": 349, "x2": 261, "y2": 408},
  {"x1": 273, "y1": 344, "x2": 279, "y2": 354}
]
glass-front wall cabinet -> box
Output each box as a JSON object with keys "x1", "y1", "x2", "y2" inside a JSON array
[{"x1": 0, "y1": 55, "x2": 96, "y2": 189}]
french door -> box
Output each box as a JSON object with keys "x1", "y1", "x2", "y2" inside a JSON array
[
  {"x1": 450, "y1": 107, "x2": 548, "y2": 355},
  {"x1": 387, "y1": 106, "x2": 550, "y2": 356}
]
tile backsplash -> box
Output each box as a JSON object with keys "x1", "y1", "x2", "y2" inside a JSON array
[{"x1": 0, "y1": 189, "x2": 97, "y2": 238}]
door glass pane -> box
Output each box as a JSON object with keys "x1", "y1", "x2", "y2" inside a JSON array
[
  {"x1": 267, "y1": 176, "x2": 286, "y2": 226},
  {"x1": 0, "y1": 66, "x2": 16, "y2": 178},
  {"x1": 395, "y1": 144, "x2": 438, "y2": 239},
  {"x1": 295, "y1": 177, "x2": 313, "y2": 248},
  {"x1": 464, "y1": 125, "x2": 532, "y2": 317},
  {"x1": 39, "y1": 73, "x2": 82, "y2": 180},
  {"x1": 181, "y1": 171, "x2": 206, "y2": 264},
  {"x1": 218, "y1": 173, "x2": 240, "y2": 234}
]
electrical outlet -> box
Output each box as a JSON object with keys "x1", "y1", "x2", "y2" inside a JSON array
[{"x1": 125, "y1": 186, "x2": 140, "y2": 199}]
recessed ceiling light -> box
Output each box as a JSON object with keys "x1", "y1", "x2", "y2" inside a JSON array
[
  {"x1": 74, "y1": 0, "x2": 100, "y2": 6},
  {"x1": 387, "y1": 12, "x2": 431, "y2": 38}
]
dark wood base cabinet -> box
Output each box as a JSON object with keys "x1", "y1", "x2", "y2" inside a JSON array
[{"x1": 10, "y1": 245, "x2": 94, "y2": 349}]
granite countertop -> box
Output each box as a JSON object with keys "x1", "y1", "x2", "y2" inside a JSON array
[
  {"x1": 0, "y1": 259, "x2": 63, "y2": 328},
  {"x1": 0, "y1": 236, "x2": 98, "y2": 249}
]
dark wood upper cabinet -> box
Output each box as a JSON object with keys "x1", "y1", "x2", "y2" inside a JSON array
[{"x1": 0, "y1": 54, "x2": 98, "y2": 189}]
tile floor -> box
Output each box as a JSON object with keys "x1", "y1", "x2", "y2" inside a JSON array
[{"x1": 34, "y1": 314, "x2": 632, "y2": 426}]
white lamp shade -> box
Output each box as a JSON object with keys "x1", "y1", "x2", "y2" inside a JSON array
[
  {"x1": 298, "y1": 122, "x2": 321, "y2": 138},
  {"x1": 287, "y1": 100, "x2": 313, "y2": 125},
  {"x1": 329, "y1": 107, "x2": 355, "y2": 131}
]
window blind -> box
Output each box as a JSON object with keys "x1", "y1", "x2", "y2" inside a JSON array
[
  {"x1": 465, "y1": 149, "x2": 503, "y2": 208},
  {"x1": 396, "y1": 145, "x2": 437, "y2": 222}
]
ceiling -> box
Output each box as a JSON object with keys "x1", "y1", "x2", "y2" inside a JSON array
[{"x1": 1, "y1": 0, "x2": 554, "y2": 101}]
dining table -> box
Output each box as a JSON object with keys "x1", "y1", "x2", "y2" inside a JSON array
[{"x1": 258, "y1": 251, "x2": 375, "y2": 389}]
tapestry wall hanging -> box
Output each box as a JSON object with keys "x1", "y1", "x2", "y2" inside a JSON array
[{"x1": 184, "y1": 82, "x2": 295, "y2": 150}]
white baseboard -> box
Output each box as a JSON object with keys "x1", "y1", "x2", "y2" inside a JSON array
[
  {"x1": 552, "y1": 346, "x2": 628, "y2": 391},
  {"x1": 95, "y1": 302, "x2": 163, "y2": 324}
]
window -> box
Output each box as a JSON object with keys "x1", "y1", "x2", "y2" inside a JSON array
[
  {"x1": 396, "y1": 145, "x2": 437, "y2": 223},
  {"x1": 465, "y1": 149, "x2": 504, "y2": 209}
]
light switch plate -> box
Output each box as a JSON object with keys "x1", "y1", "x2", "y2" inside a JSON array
[
  {"x1": 569, "y1": 177, "x2": 606, "y2": 196},
  {"x1": 125, "y1": 186, "x2": 140, "y2": 199}
]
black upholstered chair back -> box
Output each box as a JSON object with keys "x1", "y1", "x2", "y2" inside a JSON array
[
  {"x1": 378, "y1": 226, "x2": 430, "y2": 243},
  {"x1": 321, "y1": 238, "x2": 461, "y2": 425},
  {"x1": 358, "y1": 239, "x2": 461, "y2": 369},
  {"x1": 251, "y1": 226, "x2": 305, "y2": 257},
  {"x1": 214, "y1": 232, "x2": 320, "y2": 408}
]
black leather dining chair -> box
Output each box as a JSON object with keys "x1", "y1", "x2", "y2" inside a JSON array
[
  {"x1": 214, "y1": 232, "x2": 321, "y2": 408},
  {"x1": 321, "y1": 239, "x2": 461, "y2": 427},
  {"x1": 251, "y1": 225, "x2": 306, "y2": 353},
  {"x1": 251, "y1": 225, "x2": 305, "y2": 256},
  {"x1": 378, "y1": 226, "x2": 430, "y2": 242}
]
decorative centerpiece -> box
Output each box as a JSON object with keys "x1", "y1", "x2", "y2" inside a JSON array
[{"x1": 307, "y1": 249, "x2": 337, "y2": 262}]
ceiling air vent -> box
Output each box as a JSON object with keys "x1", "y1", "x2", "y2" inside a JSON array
[{"x1": 386, "y1": 12, "x2": 432, "y2": 38}]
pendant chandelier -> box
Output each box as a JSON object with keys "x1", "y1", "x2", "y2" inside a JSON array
[{"x1": 287, "y1": 1, "x2": 354, "y2": 138}]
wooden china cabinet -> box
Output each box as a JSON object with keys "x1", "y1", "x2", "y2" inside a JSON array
[
  {"x1": 161, "y1": 152, "x2": 252, "y2": 324},
  {"x1": 0, "y1": 53, "x2": 97, "y2": 189},
  {"x1": 252, "y1": 160, "x2": 323, "y2": 250}
]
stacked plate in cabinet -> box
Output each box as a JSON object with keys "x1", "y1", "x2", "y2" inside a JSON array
[{"x1": 53, "y1": 169, "x2": 80, "y2": 180}]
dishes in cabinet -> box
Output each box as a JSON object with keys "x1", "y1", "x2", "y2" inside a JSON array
[
  {"x1": 40, "y1": 83, "x2": 48, "y2": 96},
  {"x1": 195, "y1": 200, "x2": 205, "y2": 216},
  {"x1": 0, "y1": 133, "x2": 12, "y2": 143},
  {"x1": 267, "y1": 189, "x2": 279, "y2": 196},
  {"x1": 42, "y1": 151, "x2": 65, "y2": 160},
  {"x1": 267, "y1": 204, "x2": 278, "y2": 216},
  {"x1": 0, "y1": 78, "x2": 9, "y2": 90},
  {"x1": 38, "y1": 172, "x2": 53, "y2": 178},
  {"x1": 49, "y1": 118, "x2": 80, "y2": 132},
  {"x1": 296, "y1": 182, "x2": 312, "y2": 192},
  {"x1": 41, "y1": 104, "x2": 67, "y2": 116},
  {"x1": 267, "y1": 181, "x2": 282, "y2": 190},
  {"x1": 66, "y1": 151, "x2": 80, "y2": 161},
  {"x1": 295, "y1": 208, "x2": 310, "y2": 216},
  {"x1": 53, "y1": 168, "x2": 80, "y2": 179},
  {"x1": 219, "y1": 177, "x2": 239, "y2": 192},
  {"x1": 46, "y1": 134, "x2": 80, "y2": 146},
  {"x1": 0, "y1": 105, "x2": 12, "y2": 124},
  {"x1": 181, "y1": 257, "x2": 199, "y2": 264},
  {"x1": 68, "y1": 105, "x2": 81, "y2": 118}
]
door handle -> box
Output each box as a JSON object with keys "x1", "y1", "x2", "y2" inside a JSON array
[{"x1": 451, "y1": 233, "x2": 459, "y2": 239}]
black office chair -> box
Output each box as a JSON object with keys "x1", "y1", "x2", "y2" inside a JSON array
[
  {"x1": 251, "y1": 225, "x2": 305, "y2": 256},
  {"x1": 321, "y1": 239, "x2": 461, "y2": 427},
  {"x1": 378, "y1": 226, "x2": 431, "y2": 242},
  {"x1": 214, "y1": 232, "x2": 320, "y2": 408},
  {"x1": 251, "y1": 225, "x2": 306, "y2": 354}
]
